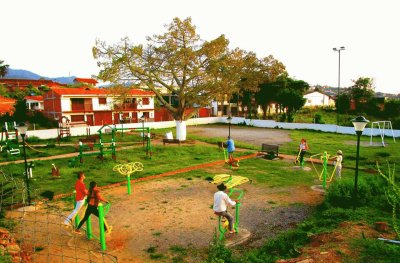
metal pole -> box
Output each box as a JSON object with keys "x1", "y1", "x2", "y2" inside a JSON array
[
  {"x1": 228, "y1": 122, "x2": 231, "y2": 137},
  {"x1": 337, "y1": 50, "x2": 341, "y2": 126},
  {"x1": 353, "y1": 131, "x2": 362, "y2": 210},
  {"x1": 142, "y1": 120, "x2": 145, "y2": 147},
  {"x1": 22, "y1": 134, "x2": 31, "y2": 204}
]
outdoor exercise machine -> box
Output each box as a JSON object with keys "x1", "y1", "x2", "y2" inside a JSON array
[
  {"x1": 310, "y1": 151, "x2": 340, "y2": 189},
  {"x1": 0, "y1": 121, "x2": 20, "y2": 155},
  {"x1": 114, "y1": 125, "x2": 153, "y2": 159},
  {"x1": 212, "y1": 174, "x2": 249, "y2": 240},
  {"x1": 113, "y1": 162, "x2": 144, "y2": 195},
  {"x1": 57, "y1": 116, "x2": 71, "y2": 144},
  {"x1": 221, "y1": 146, "x2": 239, "y2": 169},
  {"x1": 69, "y1": 125, "x2": 117, "y2": 166},
  {"x1": 369, "y1": 121, "x2": 396, "y2": 147},
  {"x1": 72, "y1": 192, "x2": 111, "y2": 251},
  {"x1": 293, "y1": 149, "x2": 302, "y2": 167}
]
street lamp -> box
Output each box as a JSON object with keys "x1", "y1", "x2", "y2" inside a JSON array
[
  {"x1": 15, "y1": 122, "x2": 31, "y2": 205},
  {"x1": 333, "y1": 46, "x2": 345, "y2": 126},
  {"x1": 227, "y1": 115, "x2": 232, "y2": 138},
  {"x1": 139, "y1": 114, "x2": 145, "y2": 147},
  {"x1": 351, "y1": 116, "x2": 369, "y2": 210}
]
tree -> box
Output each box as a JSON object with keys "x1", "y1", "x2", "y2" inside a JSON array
[
  {"x1": 336, "y1": 92, "x2": 351, "y2": 114},
  {"x1": 238, "y1": 54, "x2": 286, "y2": 118},
  {"x1": 12, "y1": 98, "x2": 28, "y2": 123},
  {"x1": 275, "y1": 77, "x2": 308, "y2": 121},
  {"x1": 350, "y1": 77, "x2": 375, "y2": 112},
  {"x1": 93, "y1": 17, "x2": 240, "y2": 140},
  {"x1": 0, "y1": 60, "x2": 9, "y2": 78}
]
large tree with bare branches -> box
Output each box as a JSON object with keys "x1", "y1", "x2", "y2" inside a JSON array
[{"x1": 93, "y1": 17, "x2": 245, "y2": 139}]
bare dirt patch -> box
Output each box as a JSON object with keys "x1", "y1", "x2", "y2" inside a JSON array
[
  {"x1": 187, "y1": 125, "x2": 292, "y2": 146},
  {"x1": 57, "y1": 176, "x2": 322, "y2": 262}
]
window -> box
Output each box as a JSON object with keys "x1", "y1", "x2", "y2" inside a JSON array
[
  {"x1": 99, "y1": 98, "x2": 107, "y2": 104},
  {"x1": 142, "y1": 97, "x2": 150, "y2": 105},
  {"x1": 71, "y1": 115, "x2": 85, "y2": 122}
]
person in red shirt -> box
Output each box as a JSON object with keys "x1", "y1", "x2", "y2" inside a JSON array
[
  {"x1": 74, "y1": 181, "x2": 109, "y2": 233},
  {"x1": 64, "y1": 172, "x2": 88, "y2": 226}
]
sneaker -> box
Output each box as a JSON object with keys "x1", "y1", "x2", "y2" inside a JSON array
[
  {"x1": 63, "y1": 219, "x2": 72, "y2": 226},
  {"x1": 74, "y1": 229, "x2": 82, "y2": 235},
  {"x1": 229, "y1": 230, "x2": 235, "y2": 234}
]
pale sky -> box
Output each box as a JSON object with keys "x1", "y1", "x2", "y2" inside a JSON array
[{"x1": 2, "y1": 0, "x2": 399, "y2": 94}]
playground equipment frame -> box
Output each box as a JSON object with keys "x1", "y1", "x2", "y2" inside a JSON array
[{"x1": 369, "y1": 121, "x2": 396, "y2": 147}]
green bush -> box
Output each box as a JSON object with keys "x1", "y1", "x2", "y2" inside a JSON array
[
  {"x1": 26, "y1": 135, "x2": 40, "y2": 143},
  {"x1": 325, "y1": 176, "x2": 388, "y2": 209},
  {"x1": 207, "y1": 237, "x2": 235, "y2": 263},
  {"x1": 350, "y1": 238, "x2": 400, "y2": 262},
  {"x1": 314, "y1": 113, "x2": 325, "y2": 124}
]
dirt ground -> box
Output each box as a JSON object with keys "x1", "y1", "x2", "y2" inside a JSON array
[
  {"x1": 187, "y1": 125, "x2": 292, "y2": 146},
  {"x1": 49, "y1": 174, "x2": 324, "y2": 262},
  {"x1": 8, "y1": 126, "x2": 376, "y2": 262}
]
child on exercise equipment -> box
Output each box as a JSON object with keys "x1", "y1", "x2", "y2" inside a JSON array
[
  {"x1": 298, "y1": 138, "x2": 309, "y2": 166},
  {"x1": 331, "y1": 150, "x2": 343, "y2": 179},
  {"x1": 213, "y1": 183, "x2": 237, "y2": 234}
]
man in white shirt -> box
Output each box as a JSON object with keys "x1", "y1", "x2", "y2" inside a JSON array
[{"x1": 213, "y1": 183, "x2": 236, "y2": 234}]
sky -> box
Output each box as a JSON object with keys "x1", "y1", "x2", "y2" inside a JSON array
[{"x1": 2, "y1": 0, "x2": 400, "y2": 94}]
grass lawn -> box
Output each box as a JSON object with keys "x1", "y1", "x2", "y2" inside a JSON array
[{"x1": 1, "y1": 125, "x2": 399, "y2": 262}]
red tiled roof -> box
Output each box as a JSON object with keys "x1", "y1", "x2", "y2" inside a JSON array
[
  {"x1": 128, "y1": 89, "x2": 155, "y2": 96},
  {"x1": 25, "y1": 95, "x2": 44, "y2": 101},
  {"x1": 0, "y1": 96, "x2": 16, "y2": 103},
  {"x1": 0, "y1": 96, "x2": 15, "y2": 115},
  {"x1": 74, "y1": 78, "x2": 98, "y2": 84},
  {"x1": 51, "y1": 87, "x2": 108, "y2": 96},
  {"x1": 0, "y1": 78, "x2": 62, "y2": 86},
  {"x1": 50, "y1": 87, "x2": 155, "y2": 97}
]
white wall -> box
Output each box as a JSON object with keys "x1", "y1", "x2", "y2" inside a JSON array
[{"x1": 25, "y1": 117, "x2": 400, "y2": 139}]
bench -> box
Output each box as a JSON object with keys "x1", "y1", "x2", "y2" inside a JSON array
[
  {"x1": 163, "y1": 138, "x2": 182, "y2": 146},
  {"x1": 259, "y1": 144, "x2": 279, "y2": 160}
]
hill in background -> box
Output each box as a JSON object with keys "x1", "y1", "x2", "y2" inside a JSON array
[{"x1": 5, "y1": 68, "x2": 77, "y2": 85}]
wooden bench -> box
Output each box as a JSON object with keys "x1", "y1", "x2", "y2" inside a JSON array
[
  {"x1": 259, "y1": 144, "x2": 279, "y2": 160},
  {"x1": 163, "y1": 138, "x2": 182, "y2": 146}
]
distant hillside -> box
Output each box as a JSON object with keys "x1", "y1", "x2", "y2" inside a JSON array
[{"x1": 5, "y1": 68, "x2": 77, "y2": 84}]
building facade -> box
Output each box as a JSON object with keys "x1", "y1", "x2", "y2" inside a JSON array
[{"x1": 42, "y1": 87, "x2": 155, "y2": 126}]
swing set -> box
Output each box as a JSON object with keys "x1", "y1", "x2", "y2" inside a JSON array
[
  {"x1": 309, "y1": 151, "x2": 340, "y2": 189},
  {"x1": 212, "y1": 174, "x2": 249, "y2": 240}
]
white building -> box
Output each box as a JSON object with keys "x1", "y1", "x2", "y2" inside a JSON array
[{"x1": 303, "y1": 90, "x2": 335, "y2": 107}]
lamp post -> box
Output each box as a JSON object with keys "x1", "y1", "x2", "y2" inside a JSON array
[
  {"x1": 351, "y1": 116, "x2": 369, "y2": 210},
  {"x1": 139, "y1": 114, "x2": 145, "y2": 147},
  {"x1": 119, "y1": 111, "x2": 124, "y2": 137},
  {"x1": 333, "y1": 46, "x2": 345, "y2": 126},
  {"x1": 16, "y1": 122, "x2": 31, "y2": 205},
  {"x1": 227, "y1": 115, "x2": 232, "y2": 138}
]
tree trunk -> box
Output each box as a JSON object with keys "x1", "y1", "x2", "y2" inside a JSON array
[{"x1": 176, "y1": 120, "x2": 187, "y2": 141}]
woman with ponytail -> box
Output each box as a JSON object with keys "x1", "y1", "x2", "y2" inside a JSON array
[{"x1": 74, "y1": 181, "x2": 109, "y2": 234}]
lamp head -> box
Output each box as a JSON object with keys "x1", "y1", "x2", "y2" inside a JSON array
[
  {"x1": 16, "y1": 122, "x2": 28, "y2": 135},
  {"x1": 351, "y1": 116, "x2": 369, "y2": 132},
  {"x1": 227, "y1": 115, "x2": 232, "y2": 123},
  {"x1": 139, "y1": 114, "x2": 145, "y2": 122}
]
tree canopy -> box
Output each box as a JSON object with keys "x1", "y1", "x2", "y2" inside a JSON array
[
  {"x1": 93, "y1": 17, "x2": 287, "y2": 122},
  {"x1": 94, "y1": 17, "x2": 243, "y2": 121},
  {"x1": 0, "y1": 60, "x2": 9, "y2": 78}
]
